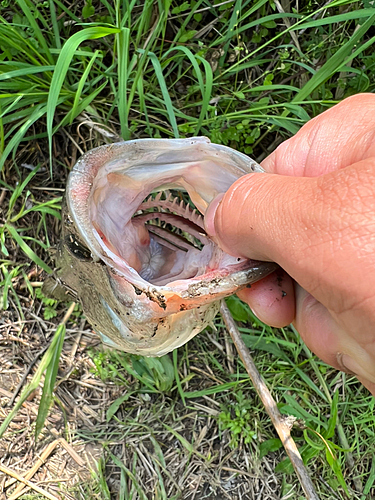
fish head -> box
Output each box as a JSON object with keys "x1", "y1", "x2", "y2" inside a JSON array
[{"x1": 53, "y1": 137, "x2": 277, "y2": 356}]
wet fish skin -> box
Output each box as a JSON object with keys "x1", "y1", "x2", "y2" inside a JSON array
[
  {"x1": 44, "y1": 138, "x2": 277, "y2": 356},
  {"x1": 45, "y1": 208, "x2": 223, "y2": 355}
]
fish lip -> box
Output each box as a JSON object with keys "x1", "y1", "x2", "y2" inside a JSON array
[
  {"x1": 66, "y1": 137, "x2": 266, "y2": 299},
  {"x1": 105, "y1": 258, "x2": 278, "y2": 316},
  {"x1": 180, "y1": 261, "x2": 279, "y2": 298}
]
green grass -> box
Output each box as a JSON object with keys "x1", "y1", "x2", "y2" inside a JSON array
[{"x1": 1, "y1": 0, "x2": 375, "y2": 498}]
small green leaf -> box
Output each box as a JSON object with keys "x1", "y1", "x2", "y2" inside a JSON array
[
  {"x1": 259, "y1": 438, "x2": 283, "y2": 459},
  {"x1": 82, "y1": 0, "x2": 95, "y2": 19},
  {"x1": 275, "y1": 457, "x2": 293, "y2": 474},
  {"x1": 225, "y1": 296, "x2": 249, "y2": 322},
  {"x1": 179, "y1": 30, "x2": 197, "y2": 43},
  {"x1": 262, "y1": 20, "x2": 276, "y2": 28},
  {"x1": 234, "y1": 91, "x2": 245, "y2": 99},
  {"x1": 43, "y1": 305, "x2": 58, "y2": 320},
  {"x1": 172, "y1": 1, "x2": 189, "y2": 14},
  {"x1": 106, "y1": 392, "x2": 132, "y2": 421}
]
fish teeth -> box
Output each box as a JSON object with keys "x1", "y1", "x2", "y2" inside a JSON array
[
  {"x1": 137, "y1": 191, "x2": 205, "y2": 229},
  {"x1": 189, "y1": 210, "x2": 204, "y2": 228}
]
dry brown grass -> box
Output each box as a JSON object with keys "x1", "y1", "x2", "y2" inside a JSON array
[{"x1": 0, "y1": 308, "x2": 288, "y2": 499}]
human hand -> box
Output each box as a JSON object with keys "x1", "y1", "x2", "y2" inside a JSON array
[{"x1": 205, "y1": 94, "x2": 375, "y2": 395}]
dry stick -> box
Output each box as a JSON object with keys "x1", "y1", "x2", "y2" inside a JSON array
[
  {"x1": 6, "y1": 440, "x2": 61, "y2": 497},
  {"x1": 0, "y1": 463, "x2": 59, "y2": 500},
  {"x1": 7, "y1": 436, "x2": 85, "y2": 499},
  {"x1": 220, "y1": 301, "x2": 320, "y2": 500},
  {"x1": 50, "y1": 432, "x2": 85, "y2": 467}
]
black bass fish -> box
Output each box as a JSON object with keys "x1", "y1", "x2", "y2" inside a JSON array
[{"x1": 45, "y1": 138, "x2": 276, "y2": 356}]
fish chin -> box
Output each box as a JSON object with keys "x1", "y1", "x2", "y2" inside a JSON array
[{"x1": 60, "y1": 137, "x2": 277, "y2": 355}]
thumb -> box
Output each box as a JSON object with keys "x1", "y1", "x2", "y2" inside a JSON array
[{"x1": 205, "y1": 172, "x2": 316, "y2": 266}]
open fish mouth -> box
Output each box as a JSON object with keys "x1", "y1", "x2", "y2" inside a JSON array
[
  {"x1": 103, "y1": 190, "x2": 210, "y2": 286},
  {"x1": 54, "y1": 137, "x2": 277, "y2": 356}
]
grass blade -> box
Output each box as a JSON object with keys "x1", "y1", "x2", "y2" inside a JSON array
[
  {"x1": 15, "y1": 0, "x2": 54, "y2": 64},
  {"x1": 0, "y1": 104, "x2": 47, "y2": 172},
  {"x1": 139, "y1": 49, "x2": 179, "y2": 138},
  {"x1": 162, "y1": 424, "x2": 206, "y2": 459},
  {"x1": 8, "y1": 164, "x2": 40, "y2": 215},
  {"x1": 324, "y1": 390, "x2": 339, "y2": 439},
  {"x1": 49, "y1": 0, "x2": 61, "y2": 50},
  {"x1": 173, "y1": 348, "x2": 185, "y2": 405},
  {"x1": 292, "y1": 13, "x2": 375, "y2": 103},
  {"x1": 70, "y1": 49, "x2": 101, "y2": 124},
  {"x1": 6, "y1": 224, "x2": 53, "y2": 273},
  {"x1": 117, "y1": 27, "x2": 130, "y2": 140},
  {"x1": 293, "y1": 9, "x2": 375, "y2": 30},
  {"x1": 163, "y1": 46, "x2": 213, "y2": 135},
  {"x1": 46, "y1": 26, "x2": 121, "y2": 164},
  {"x1": 0, "y1": 303, "x2": 74, "y2": 438},
  {"x1": 35, "y1": 322, "x2": 65, "y2": 438},
  {"x1": 0, "y1": 64, "x2": 55, "y2": 81},
  {"x1": 109, "y1": 453, "x2": 148, "y2": 500}
]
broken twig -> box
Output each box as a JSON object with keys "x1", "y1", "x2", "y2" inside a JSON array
[
  {"x1": 6, "y1": 435, "x2": 85, "y2": 499},
  {"x1": 220, "y1": 301, "x2": 319, "y2": 500},
  {"x1": 0, "y1": 463, "x2": 59, "y2": 500}
]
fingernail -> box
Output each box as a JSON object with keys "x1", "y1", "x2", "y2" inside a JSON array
[
  {"x1": 336, "y1": 353, "x2": 359, "y2": 376},
  {"x1": 204, "y1": 193, "x2": 224, "y2": 237}
]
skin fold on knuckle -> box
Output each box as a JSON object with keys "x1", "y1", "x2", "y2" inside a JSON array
[
  {"x1": 290, "y1": 163, "x2": 375, "y2": 296},
  {"x1": 313, "y1": 162, "x2": 375, "y2": 288},
  {"x1": 295, "y1": 289, "x2": 375, "y2": 385}
]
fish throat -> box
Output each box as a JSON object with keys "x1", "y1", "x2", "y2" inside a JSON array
[
  {"x1": 132, "y1": 192, "x2": 207, "y2": 283},
  {"x1": 93, "y1": 186, "x2": 217, "y2": 287}
]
